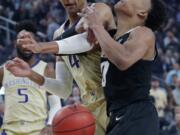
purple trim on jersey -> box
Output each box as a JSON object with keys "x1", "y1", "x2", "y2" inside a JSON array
[
  {"x1": 1, "y1": 130, "x2": 7, "y2": 135},
  {"x1": 30, "y1": 58, "x2": 41, "y2": 68}
]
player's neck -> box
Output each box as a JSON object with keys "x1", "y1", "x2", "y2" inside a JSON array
[
  {"x1": 115, "y1": 16, "x2": 142, "y2": 38},
  {"x1": 68, "y1": 13, "x2": 80, "y2": 27},
  {"x1": 27, "y1": 56, "x2": 36, "y2": 67}
]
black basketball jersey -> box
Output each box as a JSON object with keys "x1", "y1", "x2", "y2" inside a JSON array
[{"x1": 101, "y1": 31, "x2": 156, "y2": 113}]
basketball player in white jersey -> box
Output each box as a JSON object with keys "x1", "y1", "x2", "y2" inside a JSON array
[
  {"x1": 6, "y1": 1, "x2": 116, "y2": 135},
  {"x1": 0, "y1": 21, "x2": 61, "y2": 135}
]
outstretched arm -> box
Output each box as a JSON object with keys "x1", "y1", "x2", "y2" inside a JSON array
[
  {"x1": 17, "y1": 32, "x2": 93, "y2": 55},
  {"x1": 17, "y1": 3, "x2": 116, "y2": 55},
  {"x1": 5, "y1": 58, "x2": 73, "y2": 99},
  {"x1": 81, "y1": 6, "x2": 155, "y2": 70},
  {"x1": 40, "y1": 64, "x2": 61, "y2": 135}
]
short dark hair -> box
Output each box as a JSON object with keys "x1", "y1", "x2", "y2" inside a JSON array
[
  {"x1": 15, "y1": 20, "x2": 37, "y2": 34},
  {"x1": 145, "y1": 0, "x2": 167, "y2": 31}
]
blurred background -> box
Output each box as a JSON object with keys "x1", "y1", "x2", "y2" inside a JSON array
[{"x1": 0, "y1": 0, "x2": 180, "y2": 135}]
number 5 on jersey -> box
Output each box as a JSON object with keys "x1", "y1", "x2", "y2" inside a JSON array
[
  {"x1": 101, "y1": 61, "x2": 110, "y2": 87},
  {"x1": 18, "y1": 88, "x2": 28, "y2": 103}
]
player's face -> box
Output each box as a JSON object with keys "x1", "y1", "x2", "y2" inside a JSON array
[
  {"x1": 60, "y1": 0, "x2": 85, "y2": 14},
  {"x1": 115, "y1": 0, "x2": 151, "y2": 18},
  {"x1": 115, "y1": 0, "x2": 135, "y2": 17},
  {"x1": 16, "y1": 31, "x2": 34, "y2": 61}
]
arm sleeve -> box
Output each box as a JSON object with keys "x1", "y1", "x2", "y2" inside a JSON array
[
  {"x1": 41, "y1": 61, "x2": 73, "y2": 99},
  {"x1": 47, "y1": 95, "x2": 61, "y2": 125},
  {"x1": 56, "y1": 33, "x2": 93, "y2": 54}
]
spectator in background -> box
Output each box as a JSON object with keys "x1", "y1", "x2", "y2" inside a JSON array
[
  {"x1": 173, "y1": 79, "x2": 180, "y2": 134},
  {"x1": 46, "y1": 15, "x2": 60, "y2": 40},
  {"x1": 150, "y1": 79, "x2": 167, "y2": 118},
  {"x1": 163, "y1": 31, "x2": 179, "y2": 49},
  {"x1": 173, "y1": 78, "x2": 180, "y2": 105},
  {"x1": 166, "y1": 63, "x2": 180, "y2": 86}
]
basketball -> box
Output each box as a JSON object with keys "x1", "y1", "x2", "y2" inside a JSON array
[{"x1": 52, "y1": 104, "x2": 96, "y2": 135}]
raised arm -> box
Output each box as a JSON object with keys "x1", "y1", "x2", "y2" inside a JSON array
[
  {"x1": 16, "y1": 3, "x2": 116, "y2": 55},
  {"x1": 5, "y1": 58, "x2": 73, "y2": 99},
  {"x1": 17, "y1": 32, "x2": 93, "y2": 55},
  {"x1": 80, "y1": 6, "x2": 155, "y2": 70},
  {"x1": 92, "y1": 26, "x2": 155, "y2": 70}
]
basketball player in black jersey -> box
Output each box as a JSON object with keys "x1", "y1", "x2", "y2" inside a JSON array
[{"x1": 80, "y1": 0, "x2": 167, "y2": 135}]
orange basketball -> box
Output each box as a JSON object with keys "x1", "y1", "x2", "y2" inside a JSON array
[{"x1": 52, "y1": 104, "x2": 96, "y2": 135}]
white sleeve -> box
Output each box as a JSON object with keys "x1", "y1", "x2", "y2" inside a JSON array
[
  {"x1": 47, "y1": 95, "x2": 61, "y2": 125},
  {"x1": 56, "y1": 32, "x2": 93, "y2": 54},
  {"x1": 41, "y1": 61, "x2": 73, "y2": 99}
]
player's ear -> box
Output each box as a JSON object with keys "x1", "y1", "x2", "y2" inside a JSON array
[{"x1": 137, "y1": 10, "x2": 148, "y2": 20}]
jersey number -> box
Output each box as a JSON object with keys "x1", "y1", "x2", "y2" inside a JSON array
[
  {"x1": 101, "y1": 61, "x2": 110, "y2": 87},
  {"x1": 69, "y1": 55, "x2": 80, "y2": 68},
  {"x1": 18, "y1": 88, "x2": 28, "y2": 103}
]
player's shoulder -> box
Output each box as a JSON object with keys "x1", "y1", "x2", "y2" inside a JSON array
[
  {"x1": 131, "y1": 26, "x2": 155, "y2": 41},
  {"x1": 133, "y1": 26, "x2": 154, "y2": 37},
  {"x1": 53, "y1": 23, "x2": 66, "y2": 39},
  {"x1": 38, "y1": 60, "x2": 47, "y2": 65}
]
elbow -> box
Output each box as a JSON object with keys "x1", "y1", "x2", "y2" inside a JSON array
[{"x1": 115, "y1": 58, "x2": 131, "y2": 71}]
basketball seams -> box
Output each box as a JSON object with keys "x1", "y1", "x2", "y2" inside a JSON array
[
  {"x1": 53, "y1": 111, "x2": 94, "y2": 127},
  {"x1": 53, "y1": 123, "x2": 95, "y2": 133}
]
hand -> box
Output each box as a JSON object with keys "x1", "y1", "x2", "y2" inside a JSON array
[
  {"x1": 17, "y1": 31, "x2": 42, "y2": 53},
  {"x1": 87, "y1": 29, "x2": 97, "y2": 45},
  {"x1": 75, "y1": 17, "x2": 89, "y2": 33},
  {"x1": 39, "y1": 125, "x2": 53, "y2": 135},
  {"x1": 5, "y1": 57, "x2": 32, "y2": 77},
  {"x1": 78, "y1": 5, "x2": 103, "y2": 29}
]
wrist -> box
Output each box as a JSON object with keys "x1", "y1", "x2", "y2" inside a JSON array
[
  {"x1": 27, "y1": 69, "x2": 33, "y2": 78},
  {"x1": 91, "y1": 24, "x2": 104, "y2": 32},
  {"x1": 38, "y1": 43, "x2": 43, "y2": 53}
]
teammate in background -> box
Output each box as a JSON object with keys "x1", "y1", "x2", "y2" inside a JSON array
[
  {"x1": 80, "y1": 0, "x2": 167, "y2": 134},
  {"x1": 6, "y1": 0, "x2": 116, "y2": 135},
  {"x1": 0, "y1": 21, "x2": 61, "y2": 135}
]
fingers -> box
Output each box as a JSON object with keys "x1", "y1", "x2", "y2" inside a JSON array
[
  {"x1": 78, "y1": 6, "x2": 95, "y2": 17},
  {"x1": 17, "y1": 38, "x2": 33, "y2": 46},
  {"x1": 5, "y1": 58, "x2": 25, "y2": 70},
  {"x1": 77, "y1": 12, "x2": 87, "y2": 18},
  {"x1": 13, "y1": 57, "x2": 25, "y2": 64},
  {"x1": 5, "y1": 60, "x2": 16, "y2": 69},
  {"x1": 17, "y1": 30, "x2": 33, "y2": 39},
  {"x1": 5, "y1": 60, "x2": 18, "y2": 76}
]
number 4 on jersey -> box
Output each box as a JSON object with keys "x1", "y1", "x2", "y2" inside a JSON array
[
  {"x1": 69, "y1": 55, "x2": 80, "y2": 68},
  {"x1": 101, "y1": 61, "x2": 110, "y2": 87}
]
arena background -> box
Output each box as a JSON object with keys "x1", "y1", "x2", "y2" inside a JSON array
[{"x1": 0, "y1": 0, "x2": 180, "y2": 135}]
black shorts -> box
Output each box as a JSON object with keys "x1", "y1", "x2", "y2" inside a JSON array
[{"x1": 106, "y1": 101, "x2": 159, "y2": 135}]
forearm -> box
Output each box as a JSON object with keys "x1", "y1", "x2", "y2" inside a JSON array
[
  {"x1": 28, "y1": 70, "x2": 45, "y2": 85},
  {"x1": 38, "y1": 42, "x2": 59, "y2": 54},
  {"x1": 47, "y1": 95, "x2": 61, "y2": 125},
  {"x1": 37, "y1": 26, "x2": 78, "y2": 54},
  {"x1": 28, "y1": 69, "x2": 71, "y2": 98},
  {"x1": 56, "y1": 33, "x2": 93, "y2": 54},
  {"x1": 92, "y1": 26, "x2": 126, "y2": 67},
  {"x1": 38, "y1": 33, "x2": 92, "y2": 55}
]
